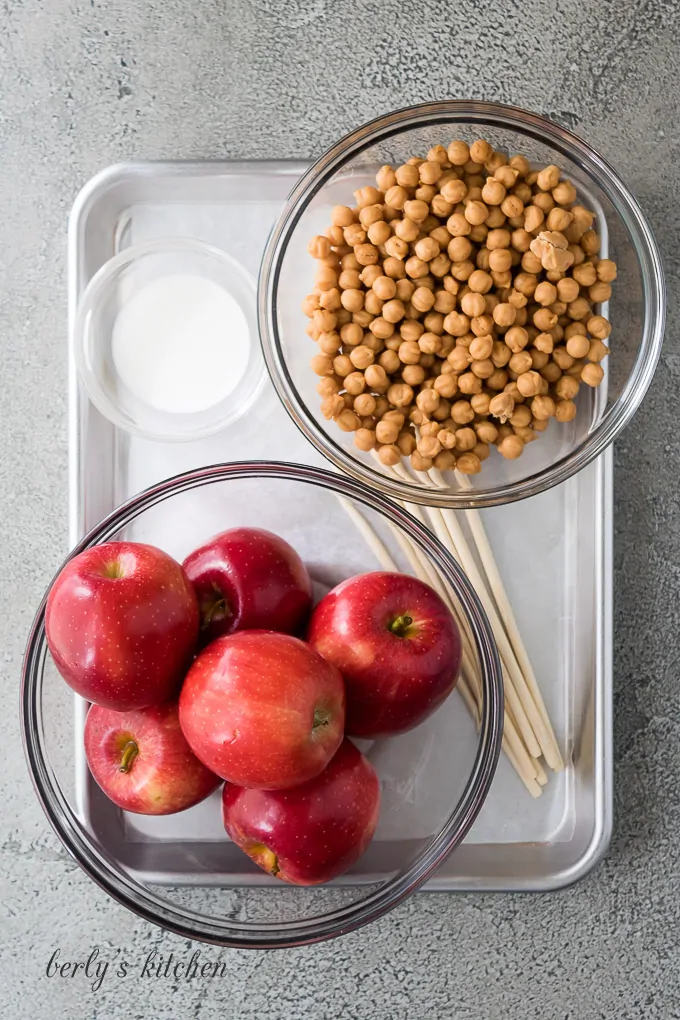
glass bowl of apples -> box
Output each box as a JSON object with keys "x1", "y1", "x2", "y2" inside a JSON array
[{"x1": 22, "y1": 461, "x2": 503, "y2": 948}]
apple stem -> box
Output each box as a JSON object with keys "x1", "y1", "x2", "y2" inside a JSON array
[
  {"x1": 119, "y1": 740, "x2": 139, "y2": 773},
  {"x1": 388, "y1": 614, "x2": 413, "y2": 637},
  {"x1": 200, "y1": 594, "x2": 231, "y2": 630},
  {"x1": 313, "y1": 708, "x2": 331, "y2": 730},
  {"x1": 103, "y1": 561, "x2": 125, "y2": 579}
]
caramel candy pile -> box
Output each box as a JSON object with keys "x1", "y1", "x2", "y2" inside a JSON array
[{"x1": 303, "y1": 138, "x2": 615, "y2": 475}]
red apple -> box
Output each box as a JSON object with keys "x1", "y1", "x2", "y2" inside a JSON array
[
  {"x1": 182, "y1": 527, "x2": 312, "y2": 644},
  {"x1": 46, "y1": 542, "x2": 199, "y2": 710},
  {"x1": 178, "y1": 630, "x2": 345, "y2": 789},
  {"x1": 84, "y1": 701, "x2": 221, "y2": 815},
  {"x1": 307, "y1": 571, "x2": 461, "y2": 738},
  {"x1": 222, "y1": 738, "x2": 380, "y2": 885}
]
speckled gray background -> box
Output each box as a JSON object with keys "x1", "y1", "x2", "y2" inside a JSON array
[{"x1": 1, "y1": 0, "x2": 678, "y2": 1017}]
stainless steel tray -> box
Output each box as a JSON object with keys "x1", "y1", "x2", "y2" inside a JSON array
[{"x1": 68, "y1": 160, "x2": 612, "y2": 892}]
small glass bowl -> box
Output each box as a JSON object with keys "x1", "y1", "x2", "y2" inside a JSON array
[
  {"x1": 74, "y1": 238, "x2": 265, "y2": 442},
  {"x1": 258, "y1": 101, "x2": 665, "y2": 508},
  {"x1": 22, "y1": 462, "x2": 503, "y2": 949}
]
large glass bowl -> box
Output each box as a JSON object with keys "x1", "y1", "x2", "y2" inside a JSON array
[
  {"x1": 21, "y1": 462, "x2": 503, "y2": 948},
  {"x1": 259, "y1": 101, "x2": 665, "y2": 508}
]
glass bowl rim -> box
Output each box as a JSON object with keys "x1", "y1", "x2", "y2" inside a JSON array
[
  {"x1": 257, "y1": 99, "x2": 666, "y2": 509},
  {"x1": 73, "y1": 236, "x2": 266, "y2": 443},
  {"x1": 21, "y1": 460, "x2": 504, "y2": 949}
]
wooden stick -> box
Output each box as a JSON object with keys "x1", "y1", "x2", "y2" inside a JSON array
[
  {"x1": 453, "y1": 471, "x2": 564, "y2": 771},
  {"x1": 421, "y1": 468, "x2": 562, "y2": 769},
  {"x1": 339, "y1": 486, "x2": 451, "y2": 613},
  {"x1": 503, "y1": 710, "x2": 540, "y2": 784},
  {"x1": 387, "y1": 520, "x2": 452, "y2": 603},
  {"x1": 369, "y1": 453, "x2": 454, "y2": 602},
  {"x1": 409, "y1": 479, "x2": 543, "y2": 761},
  {"x1": 462, "y1": 648, "x2": 542, "y2": 796},
  {"x1": 457, "y1": 672, "x2": 480, "y2": 723},
  {"x1": 505, "y1": 695, "x2": 520, "y2": 732},
  {"x1": 336, "y1": 496, "x2": 398, "y2": 572},
  {"x1": 391, "y1": 459, "x2": 557, "y2": 789},
  {"x1": 505, "y1": 744, "x2": 542, "y2": 798},
  {"x1": 371, "y1": 454, "x2": 480, "y2": 651},
  {"x1": 360, "y1": 455, "x2": 546, "y2": 795},
  {"x1": 376, "y1": 455, "x2": 556, "y2": 778},
  {"x1": 365, "y1": 459, "x2": 544, "y2": 794},
  {"x1": 338, "y1": 491, "x2": 488, "y2": 747},
  {"x1": 462, "y1": 652, "x2": 540, "y2": 785}
]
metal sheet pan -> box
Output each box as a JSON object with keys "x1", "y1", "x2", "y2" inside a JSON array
[{"x1": 68, "y1": 160, "x2": 612, "y2": 891}]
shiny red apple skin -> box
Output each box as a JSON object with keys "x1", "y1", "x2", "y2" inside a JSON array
[
  {"x1": 84, "y1": 701, "x2": 221, "y2": 815},
  {"x1": 307, "y1": 571, "x2": 462, "y2": 738},
  {"x1": 182, "y1": 527, "x2": 313, "y2": 645},
  {"x1": 222, "y1": 738, "x2": 380, "y2": 885},
  {"x1": 178, "y1": 630, "x2": 345, "y2": 789},
  {"x1": 46, "y1": 542, "x2": 199, "y2": 711}
]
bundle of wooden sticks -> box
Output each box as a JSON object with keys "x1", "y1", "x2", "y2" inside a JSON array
[{"x1": 338, "y1": 453, "x2": 563, "y2": 798}]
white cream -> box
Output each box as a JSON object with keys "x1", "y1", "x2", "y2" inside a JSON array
[{"x1": 111, "y1": 272, "x2": 250, "y2": 415}]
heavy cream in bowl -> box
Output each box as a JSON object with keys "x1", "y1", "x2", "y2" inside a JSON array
[
  {"x1": 111, "y1": 273, "x2": 250, "y2": 415},
  {"x1": 75, "y1": 239, "x2": 264, "y2": 441}
]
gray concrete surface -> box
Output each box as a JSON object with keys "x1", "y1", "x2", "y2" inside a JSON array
[{"x1": 1, "y1": 0, "x2": 679, "y2": 1017}]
